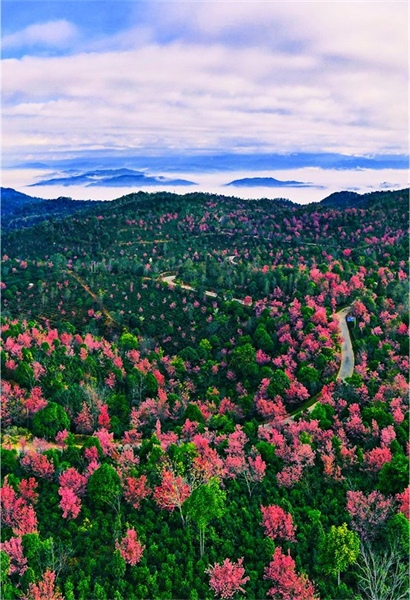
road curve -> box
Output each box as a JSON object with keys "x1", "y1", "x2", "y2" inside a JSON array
[
  {"x1": 335, "y1": 306, "x2": 354, "y2": 380},
  {"x1": 161, "y1": 274, "x2": 355, "y2": 381}
]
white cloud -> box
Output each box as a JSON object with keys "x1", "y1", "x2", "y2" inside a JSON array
[
  {"x1": 1, "y1": 2, "x2": 407, "y2": 163},
  {"x1": 2, "y1": 19, "x2": 78, "y2": 50}
]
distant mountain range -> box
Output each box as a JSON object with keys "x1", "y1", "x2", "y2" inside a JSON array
[
  {"x1": 225, "y1": 177, "x2": 323, "y2": 188},
  {"x1": 29, "y1": 169, "x2": 324, "y2": 190},
  {"x1": 15, "y1": 151, "x2": 409, "y2": 174},
  {"x1": 29, "y1": 169, "x2": 197, "y2": 188}
]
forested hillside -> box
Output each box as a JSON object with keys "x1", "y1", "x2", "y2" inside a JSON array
[{"x1": 1, "y1": 188, "x2": 409, "y2": 600}]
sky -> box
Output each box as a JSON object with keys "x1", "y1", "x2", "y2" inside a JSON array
[{"x1": 1, "y1": 0, "x2": 408, "y2": 203}]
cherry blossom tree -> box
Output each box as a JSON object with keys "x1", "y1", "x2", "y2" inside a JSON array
[
  {"x1": 74, "y1": 402, "x2": 94, "y2": 433},
  {"x1": 58, "y1": 467, "x2": 88, "y2": 520},
  {"x1": 123, "y1": 475, "x2": 151, "y2": 510},
  {"x1": 364, "y1": 447, "x2": 392, "y2": 472},
  {"x1": 18, "y1": 478, "x2": 39, "y2": 504},
  {"x1": 206, "y1": 557, "x2": 249, "y2": 599},
  {"x1": 115, "y1": 529, "x2": 144, "y2": 566},
  {"x1": 346, "y1": 490, "x2": 394, "y2": 541},
  {"x1": 224, "y1": 426, "x2": 266, "y2": 495},
  {"x1": 264, "y1": 547, "x2": 317, "y2": 600},
  {"x1": 1, "y1": 476, "x2": 38, "y2": 535},
  {"x1": 59, "y1": 468, "x2": 87, "y2": 496},
  {"x1": 21, "y1": 451, "x2": 55, "y2": 480},
  {"x1": 154, "y1": 468, "x2": 191, "y2": 525},
  {"x1": 24, "y1": 569, "x2": 64, "y2": 600},
  {"x1": 1, "y1": 536, "x2": 28, "y2": 575},
  {"x1": 396, "y1": 487, "x2": 409, "y2": 519},
  {"x1": 58, "y1": 487, "x2": 82, "y2": 520},
  {"x1": 97, "y1": 403, "x2": 111, "y2": 430},
  {"x1": 261, "y1": 505, "x2": 296, "y2": 543}
]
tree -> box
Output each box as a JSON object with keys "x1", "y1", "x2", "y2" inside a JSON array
[
  {"x1": 115, "y1": 529, "x2": 144, "y2": 566},
  {"x1": 32, "y1": 403, "x2": 70, "y2": 440},
  {"x1": 264, "y1": 547, "x2": 317, "y2": 600},
  {"x1": 1, "y1": 536, "x2": 28, "y2": 575},
  {"x1": 1, "y1": 476, "x2": 38, "y2": 536},
  {"x1": 123, "y1": 475, "x2": 151, "y2": 510},
  {"x1": 154, "y1": 468, "x2": 191, "y2": 526},
  {"x1": 346, "y1": 490, "x2": 393, "y2": 541},
  {"x1": 58, "y1": 487, "x2": 82, "y2": 520},
  {"x1": 0, "y1": 550, "x2": 16, "y2": 600},
  {"x1": 261, "y1": 505, "x2": 296, "y2": 543},
  {"x1": 319, "y1": 522, "x2": 360, "y2": 586},
  {"x1": 224, "y1": 427, "x2": 266, "y2": 496},
  {"x1": 87, "y1": 463, "x2": 122, "y2": 510},
  {"x1": 186, "y1": 477, "x2": 226, "y2": 557},
  {"x1": 206, "y1": 557, "x2": 249, "y2": 599},
  {"x1": 20, "y1": 452, "x2": 55, "y2": 480},
  {"x1": 25, "y1": 569, "x2": 64, "y2": 600},
  {"x1": 230, "y1": 343, "x2": 258, "y2": 378},
  {"x1": 357, "y1": 540, "x2": 409, "y2": 600},
  {"x1": 97, "y1": 404, "x2": 111, "y2": 430},
  {"x1": 377, "y1": 454, "x2": 409, "y2": 495},
  {"x1": 267, "y1": 370, "x2": 290, "y2": 398},
  {"x1": 19, "y1": 479, "x2": 39, "y2": 505}
]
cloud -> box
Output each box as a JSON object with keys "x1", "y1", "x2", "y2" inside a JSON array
[
  {"x1": 1, "y1": 2, "x2": 407, "y2": 164},
  {"x1": 2, "y1": 19, "x2": 78, "y2": 50},
  {"x1": 144, "y1": 1, "x2": 406, "y2": 69}
]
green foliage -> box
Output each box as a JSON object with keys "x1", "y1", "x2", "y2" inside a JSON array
[
  {"x1": 87, "y1": 463, "x2": 122, "y2": 510},
  {"x1": 32, "y1": 402, "x2": 70, "y2": 440},
  {"x1": 267, "y1": 369, "x2": 290, "y2": 397},
  {"x1": 377, "y1": 454, "x2": 409, "y2": 495},
  {"x1": 319, "y1": 523, "x2": 360, "y2": 585},
  {"x1": 186, "y1": 478, "x2": 226, "y2": 557}
]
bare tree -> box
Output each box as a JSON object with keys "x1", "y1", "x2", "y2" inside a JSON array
[{"x1": 356, "y1": 541, "x2": 409, "y2": 600}]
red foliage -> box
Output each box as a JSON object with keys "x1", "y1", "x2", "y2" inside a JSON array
[
  {"x1": 261, "y1": 505, "x2": 296, "y2": 542},
  {"x1": 24, "y1": 569, "x2": 64, "y2": 600},
  {"x1": 18, "y1": 478, "x2": 39, "y2": 504},
  {"x1": 364, "y1": 446, "x2": 392, "y2": 471},
  {"x1": 58, "y1": 487, "x2": 82, "y2": 520},
  {"x1": 123, "y1": 475, "x2": 151, "y2": 509},
  {"x1": 97, "y1": 404, "x2": 111, "y2": 430},
  {"x1": 74, "y1": 402, "x2": 94, "y2": 433},
  {"x1": 94, "y1": 428, "x2": 116, "y2": 457},
  {"x1": 396, "y1": 487, "x2": 410, "y2": 520},
  {"x1": 206, "y1": 557, "x2": 250, "y2": 599},
  {"x1": 59, "y1": 467, "x2": 87, "y2": 496},
  {"x1": 24, "y1": 387, "x2": 48, "y2": 416},
  {"x1": 264, "y1": 547, "x2": 317, "y2": 600},
  {"x1": 21, "y1": 451, "x2": 55, "y2": 479},
  {"x1": 224, "y1": 427, "x2": 266, "y2": 493},
  {"x1": 115, "y1": 529, "x2": 144, "y2": 566},
  {"x1": 1, "y1": 477, "x2": 38, "y2": 536},
  {"x1": 1, "y1": 536, "x2": 28, "y2": 575},
  {"x1": 154, "y1": 469, "x2": 191, "y2": 512},
  {"x1": 346, "y1": 490, "x2": 393, "y2": 540}
]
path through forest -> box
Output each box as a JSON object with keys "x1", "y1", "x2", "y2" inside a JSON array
[{"x1": 335, "y1": 306, "x2": 355, "y2": 380}]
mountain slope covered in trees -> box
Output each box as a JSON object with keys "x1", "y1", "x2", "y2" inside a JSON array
[{"x1": 1, "y1": 188, "x2": 409, "y2": 600}]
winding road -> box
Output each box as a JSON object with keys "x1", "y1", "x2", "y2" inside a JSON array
[
  {"x1": 161, "y1": 270, "x2": 355, "y2": 386},
  {"x1": 335, "y1": 306, "x2": 354, "y2": 380}
]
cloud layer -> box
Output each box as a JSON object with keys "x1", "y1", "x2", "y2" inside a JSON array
[{"x1": 2, "y1": 1, "x2": 408, "y2": 166}]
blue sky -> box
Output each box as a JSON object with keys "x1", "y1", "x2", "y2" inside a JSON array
[{"x1": 2, "y1": 1, "x2": 408, "y2": 180}]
